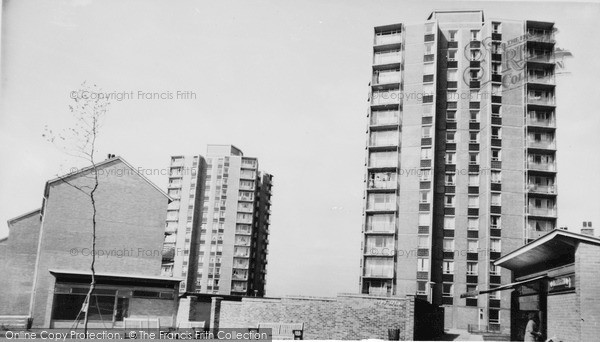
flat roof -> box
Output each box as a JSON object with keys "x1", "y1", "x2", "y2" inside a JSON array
[
  {"x1": 49, "y1": 269, "x2": 183, "y2": 286},
  {"x1": 494, "y1": 229, "x2": 600, "y2": 271}
]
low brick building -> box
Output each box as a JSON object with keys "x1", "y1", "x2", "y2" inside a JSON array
[
  {"x1": 0, "y1": 156, "x2": 180, "y2": 328},
  {"x1": 178, "y1": 293, "x2": 444, "y2": 340},
  {"x1": 464, "y1": 229, "x2": 600, "y2": 342}
]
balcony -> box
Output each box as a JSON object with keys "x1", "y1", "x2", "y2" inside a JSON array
[
  {"x1": 527, "y1": 94, "x2": 555, "y2": 106},
  {"x1": 241, "y1": 159, "x2": 257, "y2": 169},
  {"x1": 373, "y1": 71, "x2": 401, "y2": 86},
  {"x1": 164, "y1": 226, "x2": 177, "y2": 235},
  {"x1": 370, "y1": 112, "x2": 399, "y2": 127},
  {"x1": 527, "y1": 116, "x2": 555, "y2": 128},
  {"x1": 527, "y1": 184, "x2": 556, "y2": 195},
  {"x1": 371, "y1": 90, "x2": 401, "y2": 106},
  {"x1": 366, "y1": 203, "x2": 396, "y2": 212},
  {"x1": 365, "y1": 224, "x2": 395, "y2": 234},
  {"x1": 363, "y1": 268, "x2": 394, "y2": 279},
  {"x1": 373, "y1": 51, "x2": 402, "y2": 66},
  {"x1": 237, "y1": 205, "x2": 253, "y2": 213},
  {"x1": 368, "y1": 159, "x2": 398, "y2": 169},
  {"x1": 240, "y1": 171, "x2": 256, "y2": 180},
  {"x1": 527, "y1": 29, "x2": 555, "y2": 44},
  {"x1": 528, "y1": 161, "x2": 556, "y2": 172},
  {"x1": 374, "y1": 33, "x2": 402, "y2": 46},
  {"x1": 526, "y1": 51, "x2": 555, "y2": 64},
  {"x1": 527, "y1": 207, "x2": 557, "y2": 217},
  {"x1": 527, "y1": 72, "x2": 555, "y2": 85},
  {"x1": 232, "y1": 272, "x2": 248, "y2": 281},
  {"x1": 367, "y1": 179, "x2": 397, "y2": 191},
  {"x1": 527, "y1": 139, "x2": 556, "y2": 150},
  {"x1": 232, "y1": 286, "x2": 247, "y2": 293},
  {"x1": 364, "y1": 246, "x2": 395, "y2": 256}
]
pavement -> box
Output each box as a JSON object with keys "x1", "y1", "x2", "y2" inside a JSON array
[{"x1": 437, "y1": 329, "x2": 485, "y2": 341}]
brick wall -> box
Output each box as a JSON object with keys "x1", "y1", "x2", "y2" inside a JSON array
[
  {"x1": 0, "y1": 210, "x2": 42, "y2": 316},
  {"x1": 30, "y1": 159, "x2": 169, "y2": 327},
  {"x1": 547, "y1": 292, "x2": 579, "y2": 341},
  {"x1": 576, "y1": 243, "x2": 600, "y2": 342},
  {"x1": 213, "y1": 294, "x2": 416, "y2": 340}
]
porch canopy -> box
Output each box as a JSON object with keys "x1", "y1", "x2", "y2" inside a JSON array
[{"x1": 460, "y1": 229, "x2": 600, "y2": 298}]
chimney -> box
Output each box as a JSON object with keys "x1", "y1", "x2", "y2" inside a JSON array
[{"x1": 581, "y1": 221, "x2": 594, "y2": 236}]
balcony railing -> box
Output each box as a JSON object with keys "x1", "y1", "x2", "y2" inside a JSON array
[
  {"x1": 526, "y1": 51, "x2": 555, "y2": 64},
  {"x1": 367, "y1": 179, "x2": 396, "y2": 190},
  {"x1": 373, "y1": 72, "x2": 401, "y2": 85},
  {"x1": 364, "y1": 246, "x2": 395, "y2": 255},
  {"x1": 527, "y1": 139, "x2": 556, "y2": 150},
  {"x1": 370, "y1": 115, "x2": 399, "y2": 126},
  {"x1": 232, "y1": 273, "x2": 248, "y2": 281},
  {"x1": 527, "y1": 94, "x2": 555, "y2": 106},
  {"x1": 374, "y1": 33, "x2": 401, "y2": 46},
  {"x1": 374, "y1": 52, "x2": 401, "y2": 65},
  {"x1": 527, "y1": 207, "x2": 557, "y2": 217},
  {"x1": 368, "y1": 287, "x2": 391, "y2": 296},
  {"x1": 369, "y1": 158, "x2": 398, "y2": 168},
  {"x1": 367, "y1": 202, "x2": 396, "y2": 211},
  {"x1": 527, "y1": 116, "x2": 555, "y2": 127},
  {"x1": 527, "y1": 73, "x2": 555, "y2": 85},
  {"x1": 364, "y1": 268, "x2": 394, "y2": 278},
  {"x1": 232, "y1": 286, "x2": 247, "y2": 292},
  {"x1": 371, "y1": 91, "x2": 401, "y2": 106},
  {"x1": 527, "y1": 29, "x2": 555, "y2": 43},
  {"x1": 365, "y1": 224, "x2": 395, "y2": 233},
  {"x1": 528, "y1": 161, "x2": 556, "y2": 171},
  {"x1": 369, "y1": 138, "x2": 399, "y2": 148},
  {"x1": 527, "y1": 184, "x2": 556, "y2": 194}
]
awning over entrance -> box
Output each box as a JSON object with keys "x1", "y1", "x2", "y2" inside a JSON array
[
  {"x1": 494, "y1": 229, "x2": 600, "y2": 272},
  {"x1": 460, "y1": 275, "x2": 546, "y2": 298}
]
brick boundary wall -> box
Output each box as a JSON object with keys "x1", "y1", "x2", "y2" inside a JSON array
[{"x1": 211, "y1": 294, "x2": 417, "y2": 340}]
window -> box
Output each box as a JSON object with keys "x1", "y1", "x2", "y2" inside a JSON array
[
  {"x1": 446, "y1": 131, "x2": 456, "y2": 142},
  {"x1": 446, "y1": 111, "x2": 457, "y2": 122},
  {"x1": 444, "y1": 216, "x2": 455, "y2": 230},
  {"x1": 442, "y1": 283, "x2": 453, "y2": 297},
  {"x1": 470, "y1": 90, "x2": 481, "y2": 102},
  {"x1": 448, "y1": 50, "x2": 457, "y2": 61},
  {"x1": 468, "y1": 195, "x2": 479, "y2": 208},
  {"x1": 445, "y1": 195, "x2": 455, "y2": 207},
  {"x1": 492, "y1": 22, "x2": 502, "y2": 34},
  {"x1": 447, "y1": 69, "x2": 458, "y2": 81},
  {"x1": 492, "y1": 149, "x2": 501, "y2": 162},
  {"x1": 467, "y1": 240, "x2": 479, "y2": 252},
  {"x1": 491, "y1": 171, "x2": 501, "y2": 183},
  {"x1": 470, "y1": 131, "x2": 479, "y2": 142},
  {"x1": 490, "y1": 239, "x2": 502, "y2": 252},
  {"x1": 443, "y1": 238, "x2": 454, "y2": 251},
  {"x1": 443, "y1": 261, "x2": 454, "y2": 274},
  {"x1": 422, "y1": 126, "x2": 432, "y2": 138},
  {"x1": 469, "y1": 173, "x2": 479, "y2": 186},
  {"x1": 448, "y1": 30, "x2": 457, "y2": 42},
  {"x1": 445, "y1": 172, "x2": 456, "y2": 185},
  {"x1": 468, "y1": 218, "x2": 479, "y2": 230},
  {"x1": 470, "y1": 111, "x2": 479, "y2": 122},
  {"x1": 492, "y1": 126, "x2": 501, "y2": 139},
  {"x1": 446, "y1": 152, "x2": 456, "y2": 164},
  {"x1": 447, "y1": 91, "x2": 457, "y2": 102},
  {"x1": 492, "y1": 63, "x2": 502, "y2": 75},
  {"x1": 490, "y1": 263, "x2": 501, "y2": 275},
  {"x1": 469, "y1": 152, "x2": 479, "y2": 165},
  {"x1": 423, "y1": 63, "x2": 435, "y2": 76},
  {"x1": 466, "y1": 285, "x2": 478, "y2": 298},
  {"x1": 418, "y1": 235, "x2": 429, "y2": 248},
  {"x1": 491, "y1": 193, "x2": 501, "y2": 206},
  {"x1": 417, "y1": 258, "x2": 429, "y2": 272},
  {"x1": 490, "y1": 215, "x2": 501, "y2": 228},
  {"x1": 419, "y1": 169, "x2": 432, "y2": 181},
  {"x1": 417, "y1": 281, "x2": 428, "y2": 295},
  {"x1": 419, "y1": 213, "x2": 431, "y2": 226},
  {"x1": 420, "y1": 190, "x2": 430, "y2": 203},
  {"x1": 424, "y1": 42, "x2": 435, "y2": 55},
  {"x1": 467, "y1": 262, "x2": 478, "y2": 275},
  {"x1": 421, "y1": 148, "x2": 432, "y2": 160},
  {"x1": 471, "y1": 30, "x2": 480, "y2": 41},
  {"x1": 492, "y1": 84, "x2": 502, "y2": 96}
]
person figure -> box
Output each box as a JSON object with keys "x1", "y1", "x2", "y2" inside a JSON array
[{"x1": 524, "y1": 312, "x2": 542, "y2": 341}]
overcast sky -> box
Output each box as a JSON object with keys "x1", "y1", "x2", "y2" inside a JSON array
[{"x1": 1, "y1": 0, "x2": 599, "y2": 298}]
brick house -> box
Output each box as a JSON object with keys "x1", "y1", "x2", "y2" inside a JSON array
[
  {"x1": 463, "y1": 229, "x2": 600, "y2": 341},
  {"x1": 0, "y1": 156, "x2": 181, "y2": 328}
]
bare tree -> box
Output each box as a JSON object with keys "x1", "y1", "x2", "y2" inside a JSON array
[{"x1": 43, "y1": 82, "x2": 110, "y2": 333}]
